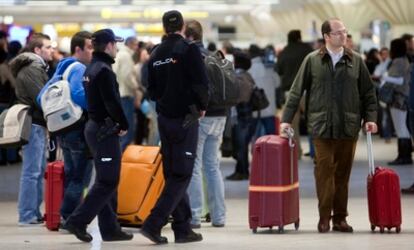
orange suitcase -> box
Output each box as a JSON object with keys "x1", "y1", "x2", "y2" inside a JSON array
[{"x1": 117, "y1": 145, "x2": 164, "y2": 226}]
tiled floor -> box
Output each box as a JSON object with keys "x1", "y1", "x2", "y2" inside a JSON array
[{"x1": 0, "y1": 135, "x2": 413, "y2": 249}]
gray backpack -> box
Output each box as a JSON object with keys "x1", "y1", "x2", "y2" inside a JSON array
[
  {"x1": 0, "y1": 104, "x2": 32, "y2": 147},
  {"x1": 40, "y1": 62, "x2": 83, "y2": 133}
]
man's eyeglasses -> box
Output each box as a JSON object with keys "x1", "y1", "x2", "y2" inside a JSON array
[{"x1": 329, "y1": 30, "x2": 348, "y2": 36}]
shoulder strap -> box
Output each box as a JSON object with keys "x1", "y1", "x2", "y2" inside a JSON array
[{"x1": 62, "y1": 62, "x2": 81, "y2": 80}]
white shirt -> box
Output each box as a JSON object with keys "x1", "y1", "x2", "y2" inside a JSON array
[{"x1": 326, "y1": 47, "x2": 344, "y2": 68}]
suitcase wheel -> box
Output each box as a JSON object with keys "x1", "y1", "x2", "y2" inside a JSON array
[
  {"x1": 294, "y1": 220, "x2": 300, "y2": 231},
  {"x1": 380, "y1": 227, "x2": 385, "y2": 233},
  {"x1": 252, "y1": 228, "x2": 257, "y2": 234},
  {"x1": 278, "y1": 226, "x2": 284, "y2": 234},
  {"x1": 370, "y1": 225, "x2": 375, "y2": 232},
  {"x1": 396, "y1": 227, "x2": 401, "y2": 233}
]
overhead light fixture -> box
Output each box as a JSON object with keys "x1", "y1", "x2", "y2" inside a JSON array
[
  {"x1": 224, "y1": 15, "x2": 234, "y2": 23},
  {"x1": 25, "y1": 0, "x2": 67, "y2": 6},
  {"x1": 79, "y1": 0, "x2": 120, "y2": 6},
  {"x1": 4, "y1": 15, "x2": 14, "y2": 24},
  {"x1": 250, "y1": 5, "x2": 272, "y2": 21},
  {"x1": 329, "y1": 0, "x2": 359, "y2": 4},
  {"x1": 239, "y1": 0, "x2": 279, "y2": 4},
  {"x1": 0, "y1": 0, "x2": 15, "y2": 6}
]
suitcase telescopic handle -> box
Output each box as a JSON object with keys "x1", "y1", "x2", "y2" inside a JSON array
[
  {"x1": 366, "y1": 131, "x2": 375, "y2": 176},
  {"x1": 283, "y1": 127, "x2": 295, "y2": 184}
]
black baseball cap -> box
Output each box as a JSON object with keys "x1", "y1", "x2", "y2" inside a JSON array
[
  {"x1": 91, "y1": 29, "x2": 124, "y2": 45},
  {"x1": 162, "y1": 10, "x2": 184, "y2": 33}
]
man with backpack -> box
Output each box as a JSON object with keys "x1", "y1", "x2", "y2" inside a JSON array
[
  {"x1": 184, "y1": 19, "x2": 229, "y2": 229},
  {"x1": 10, "y1": 33, "x2": 53, "y2": 226},
  {"x1": 37, "y1": 31, "x2": 94, "y2": 227},
  {"x1": 140, "y1": 10, "x2": 209, "y2": 244}
]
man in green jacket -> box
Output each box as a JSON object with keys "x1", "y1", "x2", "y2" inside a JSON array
[{"x1": 281, "y1": 18, "x2": 378, "y2": 233}]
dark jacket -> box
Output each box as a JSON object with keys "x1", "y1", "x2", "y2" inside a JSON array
[
  {"x1": 235, "y1": 69, "x2": 255, "y2": 120},
  {"x1": 282, "y1": 46, "x2": 377, "y2": 139},
  {"x1": 276, "y1": 42, "x2": 313, "y2": 91},
  {"x1": 147, "y1": 34, "x2": 209, "y2": 118},
  {"x1": 84, "y1": 52, "x2": 128, "y2": 130},
  {"x1": 410, "y1": 64, "x2": 414, "y2": 110},
  {"x1": 10, "y1": 52, "x2": 48, "y2": 126},
  {"x1": 387, "y1": 57, "x2": 410, "y2": 110}
]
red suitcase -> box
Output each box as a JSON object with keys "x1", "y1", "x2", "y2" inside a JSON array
[
  {"x1": 248, "y1": 130, "x2": 299, "y2": 233},
  {"x1": 44, "y1": 161, "x2": 64, "y2": 231},
  {"x1": 366, "y1": 132, "x2": 402, "y2": 233}
]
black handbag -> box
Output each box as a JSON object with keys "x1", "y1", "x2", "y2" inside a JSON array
[
  {"x1": 249, "y1": 87, "x2": 269, "y2": 111},
  {"x1": 378, "y1": 83, "x2": 394, "y2": 104}
]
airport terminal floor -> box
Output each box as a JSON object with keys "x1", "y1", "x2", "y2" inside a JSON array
[{"x1": 0, "y1": 136, "x2": 413, "y2": 250}]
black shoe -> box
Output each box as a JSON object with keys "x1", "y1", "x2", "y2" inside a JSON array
[
  {"x1": 204, "y1": 213, "x2": 211, "y2": 222},
  {"x1": 175, "y1": 230, "x2": 203, "y2": 243},
  {"x1": 102, "y1": 230, "x2": 134, "y2": 241},
  {"x1": 65, "y1": 222, "x2": 93, "y2": 243},
  {"x1": 401, "y1": 184, "x2": 414, "y2": 194},
  {"x1": 226, "y1": 172, "x2": 248, "y2": 181},
  {"x1": 332, "y1": 220, "x2": 353, "y2": 233},
  {"x1": 37, "y1": 216, "x2": 45, "y2": 223},
  {"x1": 59, "y1": 223, "x2": 68, "y2": 231},
  {"x1": 212, "y1": 223, "x2": 225, "y2": 228},
  {"x1": 140, "y1": 228, "x2": 168, "y2": 244},
  {"x1": 388, "y1": 157, "x2": 413, "y2": 165}
]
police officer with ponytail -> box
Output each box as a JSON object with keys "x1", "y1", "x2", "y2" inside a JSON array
[{"x1": 64, "y1": 29, "x2": 133, "y2": 243}]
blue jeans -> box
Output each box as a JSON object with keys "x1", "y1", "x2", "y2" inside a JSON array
[
  {"x1": 409, "y1": 109, "x2": 414, "y2": 140},
  {"x1": 233, "y1": 117, "x2": 256, "y2": 175},
  {"x1": 188, "y1": 116, "x2": 226, "y2": 225},
  {"x1": 57, "y1": 128, "x2": 93, "y2": 220},
  {"x1": 120, "y1": 96, "x2": 135, "y2": 152},
  {"x1": 381, "y1": 106, "x2": 393, "y2": 139},
  {"x1": 147, "y1": 100, "x2": 160, "y2": 146},
  {"x1": 18, "y1": 124, "x2": 47, "y2": 223},
  {"x1": 254, "y1": 116, "x2": 276, "y2": 137}
]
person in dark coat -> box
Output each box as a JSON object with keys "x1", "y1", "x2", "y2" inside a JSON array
[
  {"x1": 281, "y1": 18, "x2": 378, "y2": 233},
  {"x1": 64, "y1": 29, "x2": 133, "y2": 243},
  {"x1": 140, "y1": 10, "x2": 209, "y2": 245}
]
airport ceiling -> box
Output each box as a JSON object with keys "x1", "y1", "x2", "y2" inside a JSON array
[
  {"x1": 0, "y1": 0, "x2": 413, "y2": 36},
  {"x1": 0, "y1": 0, "x2": 367, "y2": 23}
]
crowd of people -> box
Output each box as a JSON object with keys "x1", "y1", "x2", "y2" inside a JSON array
[{"x1": 0, "y1": 9, "x2": 413, "y2": 245}]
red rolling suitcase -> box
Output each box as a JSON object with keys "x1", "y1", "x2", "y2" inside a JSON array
[
  {"x1": 248, "y1": 129, "x2": 300, "y2": 233},
  {"x1": 44, "y1": 161, "x2": 64, "y2": 231},
  {"x1": 366, "y1": 132, "x2": 402, "y2": 233}
]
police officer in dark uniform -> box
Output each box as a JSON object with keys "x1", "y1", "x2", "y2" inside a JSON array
[
  {"x1": 64, "y1": 29, "x2": 133, "y2": 243},
  {"x1": 140, "y1": 10, "x2": 209, "y2": 244}
]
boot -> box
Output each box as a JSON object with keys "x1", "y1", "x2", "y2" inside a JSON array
[
  {"x1": 389, "y1": 139, "x2": 413, "y2": 165},
  {"x1": 401, "y1": 138, "x2": 413, "y2": 164}
]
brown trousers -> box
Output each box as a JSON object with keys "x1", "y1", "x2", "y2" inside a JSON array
[{"x1": 313, "y1": 138, "x2": 357, "y2": 221}]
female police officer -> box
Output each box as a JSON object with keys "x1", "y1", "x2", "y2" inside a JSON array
[{"x1": 64, "y1": 29, "x2": 132, "y2": 243}]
